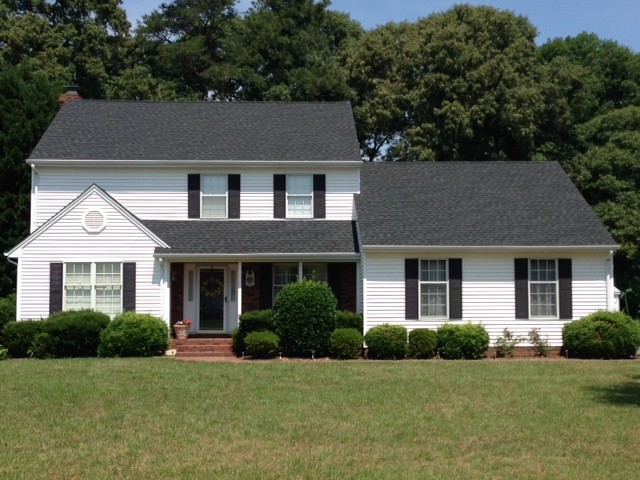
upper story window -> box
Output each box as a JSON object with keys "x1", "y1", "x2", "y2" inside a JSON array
[
  {"x1": 201, "y1": 174, "x2": 228, "y2": 218},
  {"x1": 529, "y1": 259, "x2": 558, "y2": 318},
  {"x1": 287, "y1": 175, "x2": 313, "y2": 218},
  {"x1": 420, "y1": 259, "x2": 448, "y2": 318},
  {"x1": 65, "y1": 262, "x2": 122, "y2": 316}
]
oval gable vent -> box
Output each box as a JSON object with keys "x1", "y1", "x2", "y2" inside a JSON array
[{"x1": 83, "y1": 210, "x2": 106, "y2": 233}]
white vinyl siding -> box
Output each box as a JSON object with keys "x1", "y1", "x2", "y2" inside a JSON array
[
  {"x1": 201, "y1": 174, "x2": 228, "y2": 218},
  {"x1": 33, "y1": 166, "x2": 360, "y2": 228},
  {"x1": 363, "y1": 251, "x2": 613, "y2": 347},
  {"x1": 17, "y1": 190, "x2": 164, "y2": 320}
]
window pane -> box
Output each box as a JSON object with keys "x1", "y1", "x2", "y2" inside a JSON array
[
  {"x1": 287, "y1": 196, "x2": 312, "y2": 217},
  {"x1": 96, "y1": 263, "x2": 121, "y2": 286},
  {"x1": 530, "y1": 259, "x2": 556, "y2": 282},
  {"x1": 202, "y1": 196, "x2": 227, "y2": 217},
  {"x1": 303, "y1": 263, "x2": 327, "y2": 282},
  {"x1": 96, "y1": 286, "x2": 122, "y2": 316},
  {"x1": 66, "y1": 263, "x2": 91, "y2": 286},
  {"x1": 420, "y1": 260, "x2": 447, "y2": 282},
  {"x1": 202, "y1": 175, "x2": 227, "y2": 195},
  {"x1": 420, "y1": 284, "x2": 447, "y2": 317},
  {"x1": 66, "y1": 287, "x2": 92, "y2": 309},
  {"x1": 530, "y1": 283, "x2": 557, "y2": 317},
  {"x1": 287, "y1": 175, "x2": 312, "y2": 195},
  {"x1": 273, "y1": 264, "x2": 298, "y2": 301}
]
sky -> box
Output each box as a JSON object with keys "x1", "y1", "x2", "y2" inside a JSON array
[{"x1": 122, "y1": 0, "x2": 640, "y2": 52}]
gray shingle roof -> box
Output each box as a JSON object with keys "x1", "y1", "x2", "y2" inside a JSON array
[
  {"x1": 30, "y1": 101, "x2": 361, "y2": 162},
  {"x1": 356, "y1": 162, "x2": 617, "y2": 247},
  {"x1": 143, "y1": 220, "x2": 359, "y2": 255}
]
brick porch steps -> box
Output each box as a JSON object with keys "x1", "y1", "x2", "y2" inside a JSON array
[{"x1": 173, "y1": 338, "x2": 235, "y2": 358}]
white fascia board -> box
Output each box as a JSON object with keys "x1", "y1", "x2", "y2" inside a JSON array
[
  {"x1": 5, "y1": 184, "x2": 169, "y2": 259},
  {"x1": 154, "y1": 252, "x2": 361, "y2": 262},
  {"x1": 28, "y1": 158, "x2": 363, "y2": 168},
  {"x1": 362, "y1": 244, "x2": 619, "y2": 253}
]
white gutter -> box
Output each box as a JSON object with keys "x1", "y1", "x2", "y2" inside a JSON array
[
  {"x1": 29, "y1": 159, "x2": 364, "y2": 168},
  {"x1": 362, "y1": 244, "x2": 620, "y2": 252},
  {"x1": 152, "y1": 252, "x2": 361, "y2": 262}
]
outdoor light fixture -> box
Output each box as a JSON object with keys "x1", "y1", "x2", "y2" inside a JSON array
[{"x1": 245, "y1": 269, "x2": 255, "y2": 287}]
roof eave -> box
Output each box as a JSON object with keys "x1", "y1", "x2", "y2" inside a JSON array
[
  {"x1": 153, "y1": 252, "x2": 360, "y2": 262},
  {"x1": 362, "y1": 244, "x2": 620, "y2": 252},
  {"x1": 28, "y1": 158, "x2": 364, "y2": 168}
]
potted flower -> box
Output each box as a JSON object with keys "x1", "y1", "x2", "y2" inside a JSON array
[{"x1": 173, "y1": 319, "x2": 192, "y2": 339}]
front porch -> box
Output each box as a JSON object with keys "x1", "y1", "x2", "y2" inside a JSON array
[{"x1": 169, "y1": 261, "x2": 359, "y2": 335}]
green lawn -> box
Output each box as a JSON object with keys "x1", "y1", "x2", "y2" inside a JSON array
[{"x1": 1, "y1": 358, "x2": 639, "y2": 479}]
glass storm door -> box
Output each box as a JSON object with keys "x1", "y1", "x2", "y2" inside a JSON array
[{"x1": 199, "y1": 268, "x2": 225, "y2": 331}]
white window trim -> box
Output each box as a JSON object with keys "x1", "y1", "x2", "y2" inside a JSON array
[
  {"x1": 201, "y1": 174, "x2": 228, "y2": 219},
  {"x1": 528, "y1": 259, "x2": 559, "y2": 319},
  {"x1": 273, "y1": 262, "x2": 329, "y2": 302},
  {"x1": 63, "y1": 262, "x2": 123, "y2": 315},
  {"x1": 419, "y1": 259, "x2": 449, "y2": 320},
  {"x1": 286, "y1": 174, "x2": 313, "y2": 219}
]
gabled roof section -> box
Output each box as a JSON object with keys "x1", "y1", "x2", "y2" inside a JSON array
[
  {"x1": 5, "y1": 184, "x2": 169, "y2": 258},
  {"x1": 143, "y1": 220, "x2": 359, "y2": 256},
  {"x1": 355, "y1": 161, "x2": 617, "y2": 249},
  {"x1": 30, "y1": 101, "x2": 362, "y2": 163}
]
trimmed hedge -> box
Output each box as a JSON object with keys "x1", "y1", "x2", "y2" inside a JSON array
[
  {"x1": 0, "y1": 294, "x2": 16, "y2": 335},
  {"x1": 437, "y1": 323, "x2": 489, "y2": 359},
  {"x1": 330, "y1": 328, "x2": 363, "y2": 359},
  {"x1": 245, "y1": 331, "x2": 280, "y2": 359},
  {"x1": 42, "y1": 310, "x2": 110, "y2": 358},
  {"x1": 562, "y1": 310, "x2": 640, "y2": 359},
  {"x1": 235, "y1": 309, "x2": 274, "y2": 355},
  {"x1": 364, "y1": 324, "x2": 407, "y2": 359},
  {"x1": 98, "y1": 312, "x2": 169, "y2": 357},
  {"x1": 335, "y1": 311, "x2": 363, "y2": 332},
  {"x1": 408, "y1": 328, "x2": 437, "y2": 359},
  {"x1": 2, "y1": 320, "x2": 44, "y2": 358},
  {"x1": 29, "y1": 332, "x2": 57, "y2": 359},
  {"x1": 273, "y1": 280, "x2": 337, "y2": 357}
]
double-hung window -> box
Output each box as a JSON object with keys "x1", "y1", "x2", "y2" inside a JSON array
[
  {"x1": 420, "y1": 260, "x2": 448, "y2": 318},
  {"x1": 201, "y1": 174, "x2": 228, "y2": 218},
  {"x1": 529, "y1": 259, "x2": 558, "y2": 318},
  {"x1": 273, "y1": 263, "x2": 298, "y2": 299},
  {"x1": 286, "y1": 175, "x2": 313, "y2": 218},
  {"x1": 64, "y1": 262, "x2": 122, "y2": 315}
]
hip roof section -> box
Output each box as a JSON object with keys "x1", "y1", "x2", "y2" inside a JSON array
[
  {"x1": 30, "y1": 101, "x2": 362, "y2": 163},
  {"x1": 356, "y1": 161, "x2": 617, "y2": 248}
]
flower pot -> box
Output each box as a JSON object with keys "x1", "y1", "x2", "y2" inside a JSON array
[{"x1": 174, "y1": 324, "x2": 190, "y2": 340}]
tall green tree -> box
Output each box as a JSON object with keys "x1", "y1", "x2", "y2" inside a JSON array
[
  {"x1": 0, "y1": 0, "x2": 131, "y2": 98},
  {"x1": 0, "y1": 65, "x2": 59, "y2": 296}
]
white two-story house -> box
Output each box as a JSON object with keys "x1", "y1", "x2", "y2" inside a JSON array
[{"x1": 5, "y1": 93, "x2": 619, "y2": 346}]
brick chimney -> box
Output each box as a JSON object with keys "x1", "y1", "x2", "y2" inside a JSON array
[{"x1": 59, "y1": 85, "x2": 82, "y2": 107}]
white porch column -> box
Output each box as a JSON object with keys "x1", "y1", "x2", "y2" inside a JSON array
[{"x1": 237, "y1": 261, "x2": 243, "y2": 316}]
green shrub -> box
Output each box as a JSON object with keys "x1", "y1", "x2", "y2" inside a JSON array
[
  {"x1": 28, "y1": 332, "x2": 57, "y2": 359},
  {"x1": 2, "y1": 320, "x2": 44, "y2": 358},
  {"x1": 437, "y1": 323, "x2": 489, "y2": 360},
  {"x1": 41, "y1": 310, "x2": 110, "y2": 358},
  {"x1": 528, "y1": 328, "x2": 551, "y2": 357},
  {"x1": 98, "y1": 312, "x2": 169, "y2": 357},
  {"x1": 0, "y1": 345, "x2": 9, "y2": 361},
  {"x1": 273, "y1": 280, "x2": 337, "y2": 357},
  {"x1": 236, "y1": 309, "x2": 274, "y2": 354},
  {"x1": 0, "y1": 294, "x2": 16, "y2": 334},
  {"x1": 231, "y1": 327, "x2": 242, "y2": 356},
  {"x1": 364, "y1": 324, "x2": 407, "y2": 359},
  {"x1": 407, "y1": 328, "x2": 437, "y2": 359},
  {"x1": 562, "y1": 311, "x2": 640, "y2": 359},
  {"x1": 335, "y1": 311, "x2": 363, "y2": 332},
  {"x1": 245, "y1": 331, "x2": 280, "y2": 359},
  {"x1": 495, "y1": 328, "x2": 522, "y2": 358},
  {"x1": 330, "y1": 328, "x2": 363, "y2": 359}
]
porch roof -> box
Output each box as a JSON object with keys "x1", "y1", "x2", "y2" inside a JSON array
[{"x1": 143, "y1": 220, "x2": 359, "y2": 255}]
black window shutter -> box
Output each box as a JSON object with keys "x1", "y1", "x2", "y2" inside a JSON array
[
  {"x1": 187, "y1": 174, "x2": 200, "y2": 219},
  {"x1": 49, "y1": 263, "x2": 63, "y2": 314},
  {"x1": 448, "y1": 258, "x2": 462, "y2": 320},
  {"x1": 558, "y1": 259, "x2": 573, "y2": 319},
  {"x1": 313, "y1": 174, "x2": 326, "y2": 219},
  {"x1": 123, "y1": 262, "x2": 136, "y2": 312},
  {"x1": 259, "y1": 263, "x2": 273, "y2": 309},
  {"x1": 515, "y1": 258, "x2": 529, "y2": 319},
  {"x1": 405, "y1": 259, "x2": 419, "y2": 320},
  {"x1": 273, "y1": 175, "x2": 286, "y2": 219},
  {"x1": 228, "y1": 174, "x2": 240, "y2": 219}
]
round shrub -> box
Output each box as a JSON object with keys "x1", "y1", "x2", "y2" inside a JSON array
[
  {"x1": 335, "y1": 311, "x2": 363, "y2": 332},
  {"x1": 437, "y1": 323, "x2": 489, "y2": 360},
  {"x1": 98, "y1": 312, "x2": 169, "y2": 357},
  {"x1": 408, "y1": 328, "x2": 438, "y2": 359},
  {"x1": 364, "y1": 324, "x2": 407, "y2": 359},
  {"x1": 562, "y1": 310, "x2": 640, "y2": 359},
  {"x1": 236, "y1": 309, "x2": 274, "y2": 354},
  {"x1": 330, "y1": 328, "x2": 363, "y2": 359},
  {"x1": 29, "y1": 332, "x2": 57, "y2": 359},
  {"x1": 1, "y1": 320, "x2": 44, "y2": 358},
  {"x1": 245, "y1": 331, "x2": 280, "y2": 359},
  {"x1": 43, "y1": 310, "x2": 110, "y2": 357},
  {"x1": 273, "y1": 280, "x2": 337, "y2": 357}
]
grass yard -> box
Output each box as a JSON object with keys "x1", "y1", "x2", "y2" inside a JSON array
[{"x1": 1, "y1": 359, "x2": 639, "y2": 479}]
